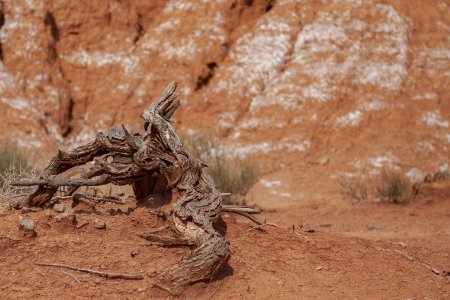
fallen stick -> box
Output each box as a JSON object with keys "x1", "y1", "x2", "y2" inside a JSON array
[
  {"x1": 222, "y1": 205, "x2": 261, "y2": 214},
  {"x1": 247, "y1": 221, "x2": 283, "y2": 231},
  {"x1": 221, "y1": 205, "x2": 265, "y2": 225},
  {"x1": 374, "y1": 247, "x2": 445, "y2": 277},
  {"x1": 59, "y1": 269, "x2": 81, "y2": 285},
  {"x1": 292, "y1": 225, "x2": 310, "y2": 243},
  {"x1": 208, "y1": 282, "x2": 221, "y2": 300},
  {"x1": 35, "y1": 261, "x2": 144, "y2": 280}
]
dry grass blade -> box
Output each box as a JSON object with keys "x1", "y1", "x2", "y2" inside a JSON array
[
  {"x1": 1, "y1": 152, "x2": 39, "y2": 208},
  {"x1": 184, "y1": 133, "x2": 259, "y2": 204}
]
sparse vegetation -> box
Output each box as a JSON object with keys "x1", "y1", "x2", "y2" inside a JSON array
[
  {"x1": 0, "y1": 145, "x2": 38, "y2": 208},
  {"x1": 433, "y1": 164, "x2": 450, "y2": 181},
  {"x1": 340, "y1": 169, "x2": 419, "y2": 204},
  {"x1": 0, "y1": 145, "x2": 29, "y2": 185},
  {"x1": 374, "y1": 170, "x2": 418, "y2": 204},
  {"x1": 184, "y1": 133, "x2": 259, "y2": 204},
  {"x1": 339, "y1": 177, "x2": 368, "y2": 203}
]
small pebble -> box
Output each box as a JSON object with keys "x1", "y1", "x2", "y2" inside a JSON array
[
  {"x1": 53, "y1": 203, "x2": 66, "y2": 213},
  {"x1": 18, "y1": 215, "x2": 36, "y2": 237},
  {"x1": 19, "y1": 215, "x2": 35, "y2": 231},
  {"x1": 44, "y1": 210, "x2": 53, "y2": 220},
  {"x1": 367, "y1": 224, "x2": 383, "y2": 231},
  {"x1": 131, "y1": 249, "x2": 140, "y2": 257},
  {"x1": 94, "y1": 221, "x2": 106, "y2": 230},
  {"x1": 302, "y1": 223, "x2": 315, "y2": 233}
]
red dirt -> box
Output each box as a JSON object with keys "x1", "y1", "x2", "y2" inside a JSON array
[
  {"x1": 1, "y1": 0, "x2": 450, "y2": 298},
  {"x1": 1, "y1": 180, "x2": 449, "y2": 299}
]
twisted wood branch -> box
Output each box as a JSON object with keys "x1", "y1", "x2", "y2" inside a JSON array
[{"x1": 11, "y1": 82, "x2": 260, "y2": 295}]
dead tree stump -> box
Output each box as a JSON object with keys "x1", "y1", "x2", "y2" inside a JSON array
[{"x1": 11, "y1": 82, "x2": 262, "y2": 295}]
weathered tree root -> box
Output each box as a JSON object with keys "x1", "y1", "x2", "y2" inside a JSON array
[{"x1": 11, "y1": 82, "x2": 260, "y2": 295}]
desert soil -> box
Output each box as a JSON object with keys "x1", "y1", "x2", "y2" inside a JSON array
[
  {"x1": 0, "y1": 180, "x2": 449, "y2": 300},
  {"x1": 1, "y1": 0, "x2": 449, "y2": 298}
]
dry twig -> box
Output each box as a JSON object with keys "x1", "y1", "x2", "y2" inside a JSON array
[
  {"x1": 35, "y1": 262, "x2": 144, "y2": 280},
  {"x1": 374, "y1": 247, "x2": 445, "y2": 276},
  {"x1": 58, "y1": 269, "x2": 81, "y2": 285},
  {"x1": 247, "y1": 221, "x2": 283, "y2": 231},
  {"x1": 222, "y1": 205, "x2": 264, "y2": 225},
  {"x1": 292, "y1": 225, "x2": 310, "y2": 243},
  {"x1": 208, "y1": 282, "x2": 221, "y2": 300}
]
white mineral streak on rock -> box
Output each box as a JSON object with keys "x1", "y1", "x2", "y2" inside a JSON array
[
  {"x1": 355, "y1": 155, "x2": 397, "y2": 169},
  {"x1": 214, "y1": 12, "x2": 295, "y2": 98},
  {"x1": 248, "y1": 2, "x2": 408, "y2": 111},
  {"x1": 422, "y1": 111, "x2": 449, "y2": 128},
  {"x1": 412, "y1": 92, "x2": 438, "y2": 101},
  {"x1": 228, "y1": 136, "x2": 311, "y2": 157},
  {"x1": 61, "y1": 51, "x2": 140, "y2": 75},
  {"x1": 143, "y1": 1, "x2": 226, "y2": 62},
  {"x1": 334, "y1": 111, "x2": 363, "y2": 127},
  {"x1": 260, "y1": 179, "x2": 282, "y2": 188}
]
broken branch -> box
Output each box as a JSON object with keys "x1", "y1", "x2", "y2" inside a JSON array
[
  {"x1": 11, "y1": 174, "x2": 111, "y2": 187},
  {"x1": 58, "y1": 269, "x2": 81, "y2": 285},
  {"x1": 35, "y1": 262, "x2": 144, "y2": 280},
  {"x1": 221, "y1": 205, "x2": 265, "y2": 225}
]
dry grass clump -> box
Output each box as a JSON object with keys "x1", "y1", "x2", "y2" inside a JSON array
[
  {"x1": 184, "y1": 133, "x2": 259, "y2": 204},
  {"x1": 339, "y1": 177, "x2": 368, "y2": 202},
  {"x1": 0, "y1": 145, "x2": 38, "y2": 209},
  {"x1": 0, "y1": 145, "x2": 29, "y2": 185},
  {"x1": 374, "y1": 170, "x2": 418, "y2": 204},
  {"x1": 340, "y1": 169, "x2": 419, "y2": 204}
]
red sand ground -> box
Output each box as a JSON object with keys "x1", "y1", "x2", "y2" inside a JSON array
[
  {"x1": 1, "y1": 180, "x2": 449, "y2": 299},
  {"x1": 0, "y1": 1, "x2": 449, "y2": 298}
]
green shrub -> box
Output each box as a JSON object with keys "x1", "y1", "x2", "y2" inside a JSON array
[{"x1": 184, "y1": 133, "x2": 259, "y2": 203}]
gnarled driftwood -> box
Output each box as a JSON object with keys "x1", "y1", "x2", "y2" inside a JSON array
[{"x1": 11, "y1": 82, "x2": 262, "y2": 295}]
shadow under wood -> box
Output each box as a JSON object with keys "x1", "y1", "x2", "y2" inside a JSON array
[
  {"x1": 136, "y1": 191, "x2": 172, "y2": 209},
  {"x1": 212, "y1": 262, "x2": 234, "y2": 281},
  {"x1": 106, "y1": 207, "x2": 135, "y2": 216},
  {"x1": 213, "y1": 216, "x2": 228, "y2": 236}
]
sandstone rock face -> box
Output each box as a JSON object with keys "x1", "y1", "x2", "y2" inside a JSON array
[{"x1": 0, "y1": 0, "x2": 449, "y2": 205}]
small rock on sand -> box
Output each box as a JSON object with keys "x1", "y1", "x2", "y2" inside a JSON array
[
  {"x1": 19, "y1": 215, "x2": 35, "y2": 231},
  {"x1": 94, "y1": 220, "x2": 106, "y2": 229},
  {"x1": 53, "y1": 203, "x2": 66, "y2": 213}
]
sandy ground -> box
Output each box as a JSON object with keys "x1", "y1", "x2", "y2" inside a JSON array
[{"x1": 0, "y1": 180, "x2": 449, "y2": 299}]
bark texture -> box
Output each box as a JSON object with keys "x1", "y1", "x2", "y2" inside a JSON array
[{"x1": 12, "y1": 82, "x2": 234, "y2": 294}]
